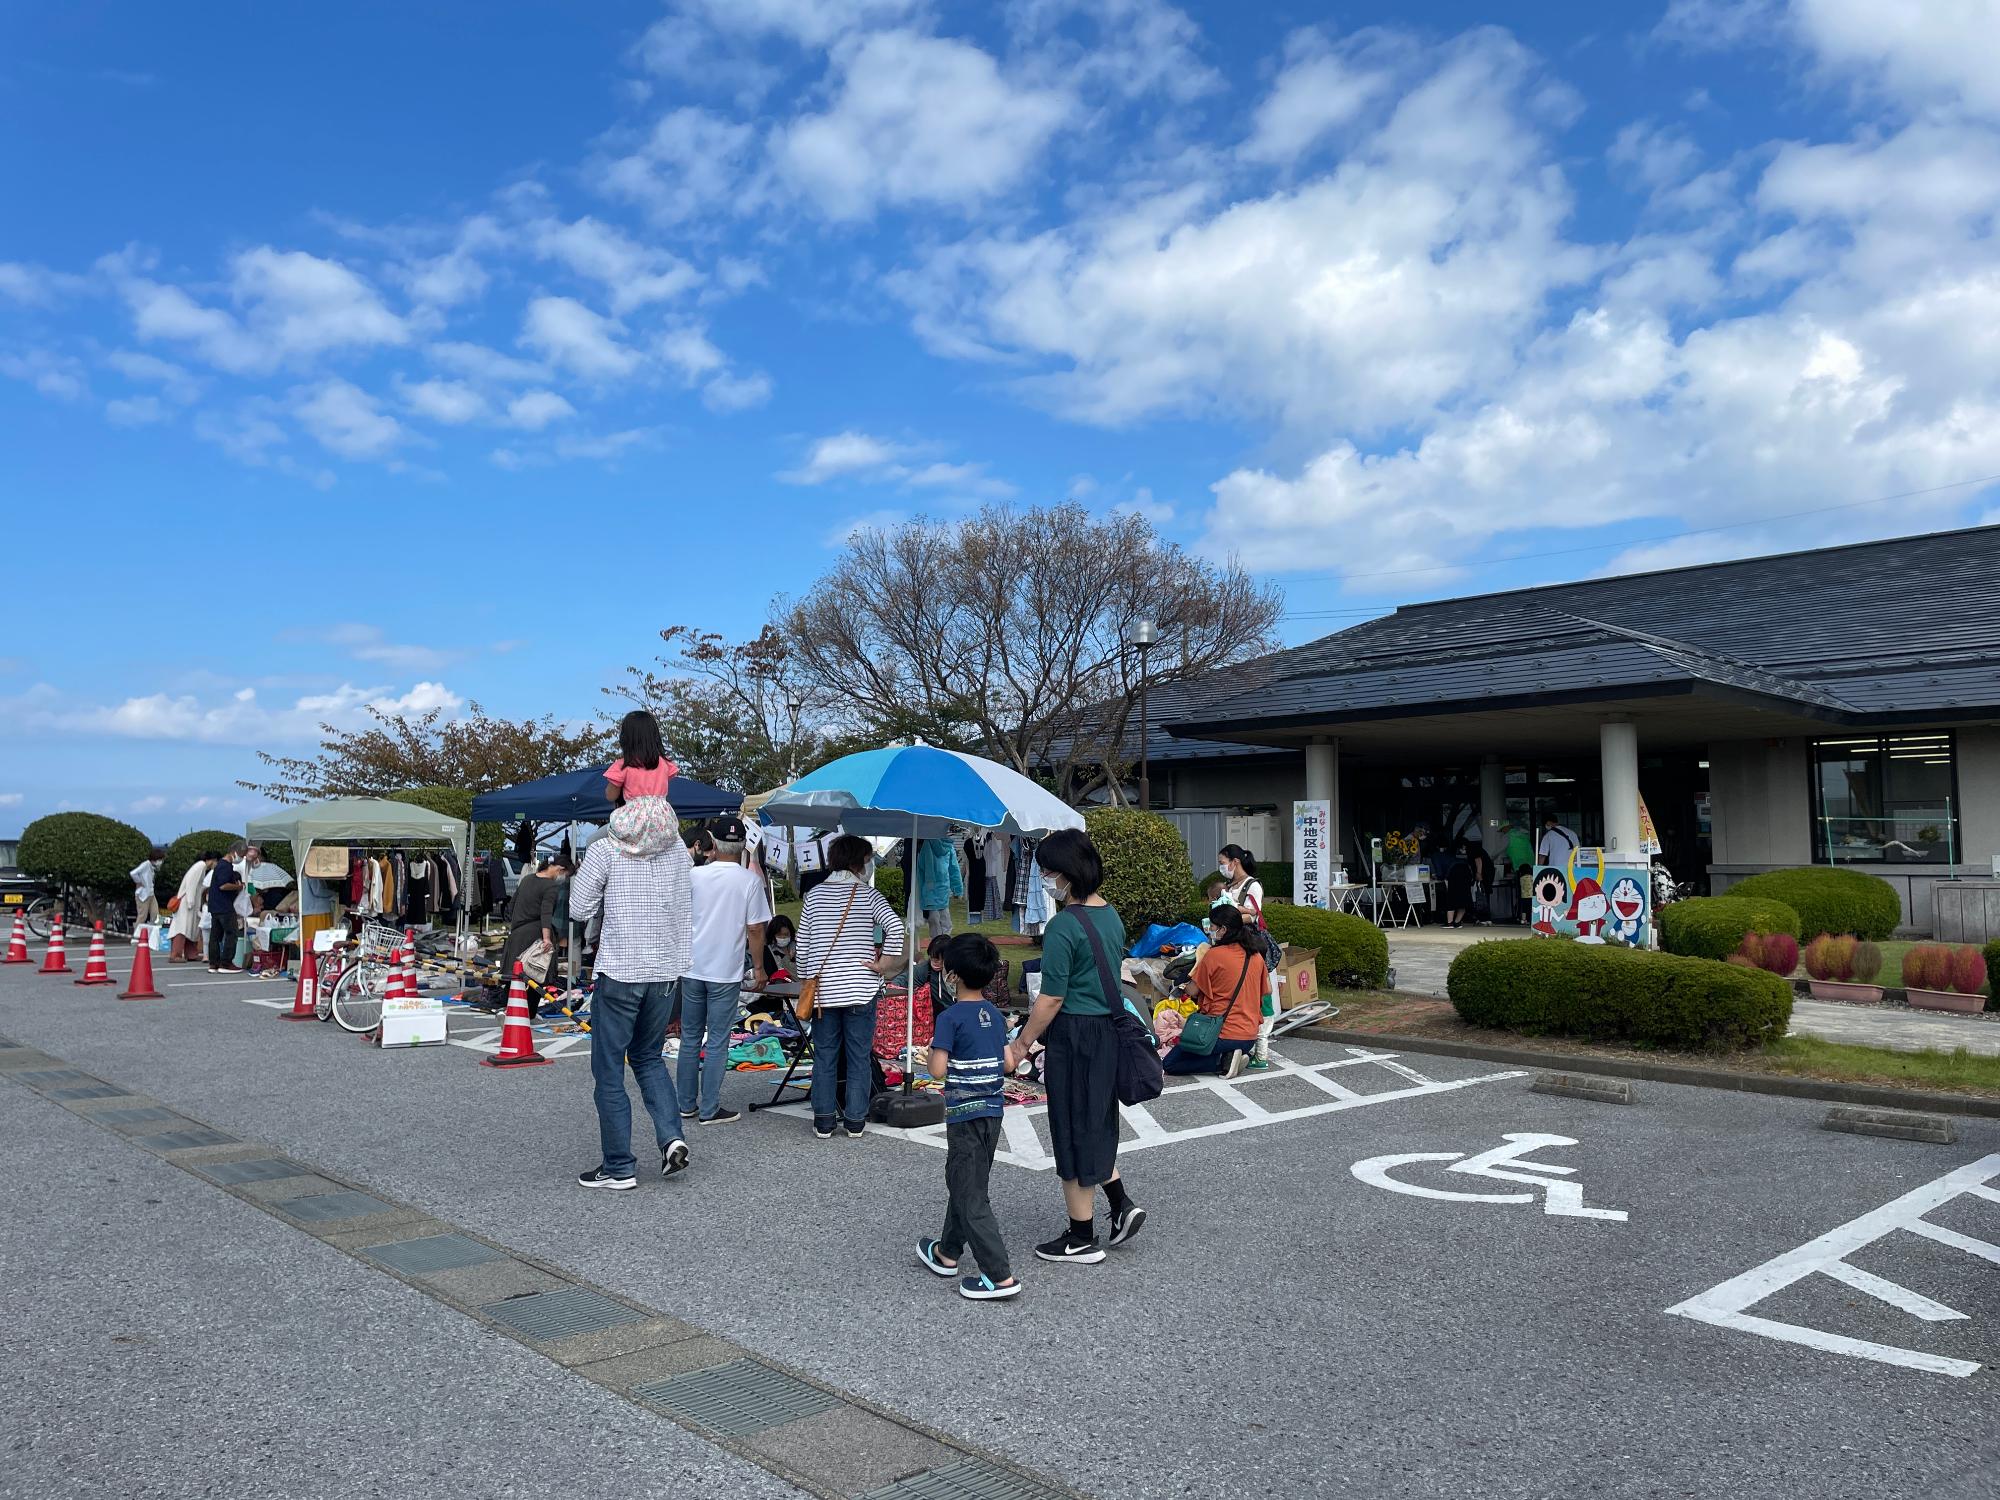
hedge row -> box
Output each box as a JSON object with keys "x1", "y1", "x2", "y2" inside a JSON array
[
  {"x1": 18, "y1": 812, "x2": 154, "y2": 898},
  {"x1": 1448, "y1": 939, "x2": 1792, "y2": 1050},
  {"x1": 1726, "y1": 867, "x2": 1900, "y2": 942},
  {"x1": 1657, "y1": 896, "x2": 1800, "y2": 960},
  {"x1": 1263, "y1": 903, "x2": 1390, "y2": 990}
]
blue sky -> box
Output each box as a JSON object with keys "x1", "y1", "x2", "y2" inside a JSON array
[{"x1": 4, "y1": 0, "x2": 1998, "y2": 837}]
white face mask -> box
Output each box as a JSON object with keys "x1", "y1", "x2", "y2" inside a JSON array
[
  {"x1": 1041, "y1": 874, "x2": 1065, "y2": 905},
  {"x1": 1218, "y1": 863, "x2": 1232, "y2": 878},
  {"x1": 939, "y1": 974, "x2": 960, "y2": 1002}
]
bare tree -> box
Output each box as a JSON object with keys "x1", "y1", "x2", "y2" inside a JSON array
[{"x1": 781, "y1": 504, "x2": 1282, "y2": 798}]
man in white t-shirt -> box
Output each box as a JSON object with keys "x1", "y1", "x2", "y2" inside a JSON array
[
  {"x1": 1536, "y1": 815, "x2": 1581, "y2": 869},
  {"x1": 678, "y1": 815, "x2": 773, "y2": 1127}
]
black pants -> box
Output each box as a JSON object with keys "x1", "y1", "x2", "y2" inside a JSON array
[
  {"x1": 940, "y1": 1116, "x2": 1009, "y2": 1281},
  {"x1": 207, "y1": 913, "x2": 237, "y2": 969}
]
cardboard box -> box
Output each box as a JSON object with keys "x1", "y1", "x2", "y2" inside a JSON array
[{"x1": 1276, "y1": 945, "x2": 1319, "y2": 1009}]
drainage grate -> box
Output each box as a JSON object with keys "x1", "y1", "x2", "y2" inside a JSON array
[
  {"x1": 275, "y1": 1190, "x2": 395, "y2": 1223},
  {"x1": 96, "y1": 1107, "x2": 183, "y2": 1128},
  {"x1": 633, "y1": 1359, "x2": 842, "y2": 1437},
  {"x1": 194, "y1": 1158, "x2": 308, "y2": 1186},
  {"x1": 50, "y1": 1084, "x2": 129, "y2": 1100},
  {"x1": 365, "y1": 1234, "x2": 507, "y2": 1275},
  {"x1": 134, "y1": 1127, "x2": 237, "y2": 1151},
  {"x1": 17, "y1": 1069, "x2": 88, "y2": 1086},
  {"x1": 859, "y1": 1459, "x2": 1073, "y2": 1500},
  {"x1": 480, "y1": 1287, "x2": 646, "y2": 1341}
]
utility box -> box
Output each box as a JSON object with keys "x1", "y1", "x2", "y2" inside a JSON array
[{"x1": 1225, "y1": 812, "x2": 1283, "y2": 862}]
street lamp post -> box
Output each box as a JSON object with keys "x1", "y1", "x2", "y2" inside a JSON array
[{"x1": 1127, "y1": 619, "x2": 1159, "y2": 810}]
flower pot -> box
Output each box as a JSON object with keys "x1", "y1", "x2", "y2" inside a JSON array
[
  {"x1": 1904, "y1": 987, "x2": 1985, "y2": 1014},
  {"x1": 1807, "y1": 980, "x2": 1885, "y2": 1005}
]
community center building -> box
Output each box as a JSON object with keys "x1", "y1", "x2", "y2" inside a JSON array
[{"x1": 1146, "y1": 525, "x2": 2000, "y2": 935}]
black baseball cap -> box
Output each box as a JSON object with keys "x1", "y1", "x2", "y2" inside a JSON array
[{"x1": 706, "y1": 815, "x2": 748, "y2": 844}]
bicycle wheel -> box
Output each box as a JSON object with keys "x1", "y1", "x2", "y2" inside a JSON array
[
  {"x1": 330, "y1": 960, "x2": 388, "y2": 1033},
  {"x1": 24, "y1": 896, "x2": 57, "y2": 941},
  {"x1": 314, "y1": 957, "x2": 345, "y2": 1021}
]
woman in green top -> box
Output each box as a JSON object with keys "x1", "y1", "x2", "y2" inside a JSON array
[{"x1": 1005, "y1": 828, "x2": 1146, "y2": 1264}]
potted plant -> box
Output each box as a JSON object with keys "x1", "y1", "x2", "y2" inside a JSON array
[
  {"x1": 1802, "y1": 933, "x2": 1885, "y2": 1004},
  {"x1": 1901, "y1": 943, "x2": 1988, "y2": 1014},
  {"x1": 1382, "y1": 829, "x2": 1420, "y2": 880},
  {"x1": 1730, "y1": 931, "x2": 1800, "y2": 977}
]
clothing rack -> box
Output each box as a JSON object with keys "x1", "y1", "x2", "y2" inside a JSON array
[{"x1": 296, "y1": 837, "x2": 475, "y2": 999}]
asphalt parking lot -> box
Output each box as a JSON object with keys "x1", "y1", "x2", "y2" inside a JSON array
[{"x1": 3, "y1": 957, "x2": 1996, "y2": 1500}]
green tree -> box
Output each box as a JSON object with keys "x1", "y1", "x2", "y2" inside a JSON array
[
  {"x1": 386, "y1": 787, "x2": 505, "y2": 854},
  {"x1": 162, "y1": 829, "x2": 242, "y2": 902},
  {"x1": 19, "y1": 812, "x2": 154, "y2": 898},
  {"x1": 1083, "y1": 808, "x2": 1199, "y2": 937},
  {"x1": 238, "y1": 702, "x2": 611, "y2": 803}
]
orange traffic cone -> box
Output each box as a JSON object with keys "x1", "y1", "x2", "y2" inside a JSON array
[
  {"x1": 481, "y1": 962, "x2": 550, "y2": 1069},
  {"x1": 280, "y1": 942, "x2": 318, "y2": 1020},
  {"x1": 38, "y1": 914, "x2": 70, "y2": 974},
  {"x1": 3, "y1": 911, "x2": 29, "y2": 964},
  {"x1": 119, "y1": 928, "x2": 164, "y2": 999},
  {"x1": 74, "y1": 923, "x2": 114, "y2": 986}
]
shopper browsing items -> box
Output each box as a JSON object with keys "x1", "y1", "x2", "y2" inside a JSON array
[
  {"x1": 206, "y1": 845, "x2": 246, "y2": 972},
  {"x1": 917, "y1": 934, "x2": 1020, "y2": 1301},
  {"x1": 796, "y1": 834, "x2": 907, "y2": 1138},
  {"x1": 1003, "y1": 828, "x2": 1145, "y2": 1264},
  {"x1": 130, "y1": 848, "x2": 163, "y2": 939},
  {"x1": 679, "y1": 815, "x2": 772, "y2": 1128},
  {"x1": 1162, "y1": 906, "x2": 1265, "y2": 1078}
]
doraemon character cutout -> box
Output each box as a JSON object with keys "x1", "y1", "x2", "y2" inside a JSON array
[
  {"x1": 1567, "y1": 876, "x2": 1610, "y2": 943},
  {"x1": 1605, "y1": 876, "x2": 1647, "y2": 946},
  {"x1": 1531, "y1": 869, "x2": 1569, "y2": 936}
]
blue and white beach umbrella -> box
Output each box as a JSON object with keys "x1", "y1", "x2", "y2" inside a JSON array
[{"x1": 758, "y1": 744, "x2": 1083, "y2": 840}]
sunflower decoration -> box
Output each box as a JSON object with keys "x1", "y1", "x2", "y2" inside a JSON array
[{"x1": 1382, "y1": 829, "x2": 1420, "y2": 863}]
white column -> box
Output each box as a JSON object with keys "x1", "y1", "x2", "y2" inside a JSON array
[
  {"x1": 1306, "y1": 737, "x2": 1340, "y2": 871},
  {"x1": 1600, "y1": 718, "x2": 1641, "y2": 856},
  {"x1": 1479, "y1": 754, "x2": 1506, "y2": 858}
]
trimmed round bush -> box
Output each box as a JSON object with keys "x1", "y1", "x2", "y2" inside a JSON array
[
  {"x1": 18, "y1": 812, "x2": 154, "y2": 898},
  {"x1": 161, "y1": 829, "x2": 242, "y2": 902},
  {"x1": 1263, "y1": 903, "x2": 1391, "y2": 990},
  {"x1": 1448, "y1": 939, "x2": 1792, "y2": 1050},
  {"x1": 1657, "y1": 895, "x2": 1801, "y2": 960},
  {"x1": 1084, "y1": 808, "x2": 1199, "y2": 938},
  {"x1": 874, "y1": 866, "x2": 905, "y2": 912},
  {"x1": 1726, "y1": 867, "x2": 1900, "y2": 941}
]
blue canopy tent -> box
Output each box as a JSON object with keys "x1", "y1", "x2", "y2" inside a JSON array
[{"x1": 471, "y1": 766, "x2": 739, "y2": 826}]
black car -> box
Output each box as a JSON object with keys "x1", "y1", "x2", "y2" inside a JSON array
[{"x1": 0, "y1": 866, "x2": 59, "y2": 934}]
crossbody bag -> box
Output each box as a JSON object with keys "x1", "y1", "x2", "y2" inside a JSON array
[
  {"x1": 1070, "y1": 906, "x2": 1165, "y2": 1107},
  {"x1": 1178, "y1": 950, "x2": 1253, "y2": 1057},
  {"x1": 796, "y1": 881, "x2": 862, "y2": 1023}
]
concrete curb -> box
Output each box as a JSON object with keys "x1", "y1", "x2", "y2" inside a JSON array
[{"x1": 1294, "y1": 1023, "x2": 2000, "y2": 1120}]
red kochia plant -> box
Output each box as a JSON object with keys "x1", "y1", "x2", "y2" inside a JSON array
[
  {"x1": 1903, "y1": 945, "x2": 1941, "y2": 990},
  {"x1": 1803, "y1": 933, "x2": 1857, "y2": 982},
  {"x1": 1733, "y1": 931, "x2": 1799, "y2": 977},
  {"x1": 1949, "y1": 945, "x2": 1988, "y2": 995}
]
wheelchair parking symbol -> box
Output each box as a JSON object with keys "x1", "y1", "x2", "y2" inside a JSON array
[{"x1": 1351, "y1": 1132, "x2": 1628, "y2": 1222}]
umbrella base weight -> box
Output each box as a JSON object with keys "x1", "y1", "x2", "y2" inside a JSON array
[{"x1": 873, "y1": 1090, "x2": 944, "y2": 1128}]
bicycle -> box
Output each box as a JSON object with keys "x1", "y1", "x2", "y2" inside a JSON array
[
  {"x1": 315, "y1": 923, "x2": 460, "y2": 1033},
  {"x1": 26, "y1": 885, "x2": 135, "y2": 943}
]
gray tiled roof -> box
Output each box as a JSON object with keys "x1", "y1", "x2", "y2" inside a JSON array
[{"x1": 1171, "y1": 524, "x2": 2000, "y2": 736}]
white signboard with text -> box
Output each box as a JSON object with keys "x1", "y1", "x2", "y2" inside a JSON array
[{"x1": 1294, "y1": 799, "x2": 1331, "y2": 909}]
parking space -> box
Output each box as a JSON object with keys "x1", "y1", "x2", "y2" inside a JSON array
[{"x1": 4, "y1": 960, "x2": 1997, "y2": 1499}]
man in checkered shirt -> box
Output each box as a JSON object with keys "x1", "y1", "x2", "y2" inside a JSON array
[{"x1": 568, "y1": 819, "x2": 696, "y2": 1190}]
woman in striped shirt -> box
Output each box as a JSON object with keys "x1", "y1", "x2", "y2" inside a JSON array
[{"x1": 797, "y1": 834, "x2": 908, "y2": 1138}]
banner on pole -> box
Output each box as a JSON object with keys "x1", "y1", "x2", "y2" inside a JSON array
[{"x1": 1294, "y1": 800, "x2": 1331, "y2": 910}]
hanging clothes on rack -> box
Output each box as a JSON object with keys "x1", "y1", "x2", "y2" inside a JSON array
[{"x1": 405, "y1": 858, "x2": 432, "y2": 925}]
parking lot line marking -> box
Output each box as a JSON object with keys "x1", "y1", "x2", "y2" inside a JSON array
[
  {"x1": 1666, "y1": 1151, "x2": 2000, "y2": 1377},
  {"x1": 1370, "y1": 1057, "x2": 1442, "y2": 1087},
  {"x1": 1000, "y1": 1108, "x2": 1049, "y2": 1167},
  {"x1": 1820, "y1": 1261, "x2": 1966, "y2": 1322},
  {"x1": 1120, "y1": 1103, "x2": 1170, "y2": 1144}
]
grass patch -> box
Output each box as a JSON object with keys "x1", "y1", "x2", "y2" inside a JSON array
[{"x1": 1756, "y1": 1034, "x2": 2000, "y2": 1091}]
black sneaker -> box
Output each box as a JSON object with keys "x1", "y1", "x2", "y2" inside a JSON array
[
  {"x1": 700, "y1": 1108, "x2": 740, "y2": 1127},
  {"x1": 814, "y1": 1120, "x2": 836, "y2": 1140},
  {"x1": 578, "y1": 1166, "x2": 637, "y2": 1192},
  {"x1": 1035, "y1": 1231, "x2": 1105, "y2": 1265},
  {"x1": 843, "y1": 1120, "x2": 866, "y2": 1138},
  {"x1": 679, "y1": 1108, "x2": 698, "y2": 1120},
  {"x1": 1107, "y1": 1203, "x2": 1147, "y2": 1248},
  {"x1": 660, "y1": 1139, "x2": 690, "y2": 1178}
]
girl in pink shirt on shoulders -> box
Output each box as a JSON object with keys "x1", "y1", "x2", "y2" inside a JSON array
[{"x1": 605, "y1": 709, "x2": 677, "y2": 807}]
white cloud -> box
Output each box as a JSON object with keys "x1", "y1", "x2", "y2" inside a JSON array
[
  {"x1": 663, "y1": 0, "x2": 921, "y2": 47},
  {"x1": 0, "y1": 261, "x2": 85, "y2": 305},
  {"x1": 774, "y1": 31, "x2": 1073, "y2": 220},
  {"x1": 554, "y1": 428, "x2": 655, "y2": 461},
  {"x1": 821, "y1": 507, "x2": 911, "y2": 546},
  {"x1": 397, "y1": 377, "x2": 487, "y2": 425},
  {"x1": 295, "y1": 379, "x2": 406, "y2": 460},
  {"x1": 595, "y1": 108, "x2": 760, "y2": 225},
  {"x1": 129, "y1": 795, "x2": 167, "y2": 813},
  {"x1": 490, "y1": 447, "x2": 527, "y2": 471},
  {"x1": 519, "y1": 296, "x2": 641, "y2": 379},
  {"x1": 506, "y1": 389, "x2": 575, "y2": 429},
  {"x1": 530, "y1": 214, "x2": 701, "y2": 312},
  {"x1": 323, "y1": 623, "x2": 453, "y2": 672},
  {"x1": 428, "y1": 341, "x2": 547, "y2": 384},
  {"x1": 1007, "y1": 0, "x2": 1222, "y2": 104},
  {"x1": 781, "y1": 430, "x2": 910, "y2": 483},
  {"x1": 1, "y1": 349, "x2": 88, "y2": 399},
  {"x1": 1113, "y1": 488, "x2": 1175, "y2": 525},
  {"x1": 1239, "y1": 28, "x2": 1394, "y2": 163},
  {"x1": 0, "y1": 680, "x2": 465, "y2": 746},
  {"x1": 1792, "y1": 0, "x2": 2000, "y2": 119},
  {"x1": 701, "y1": 369, "x2": 773, "y2": 412},
  {"x1": 0, "y1": 792, "x2": 22, "y2": 807},
  {"x1": 658, "y1": 325, "x2": 726, "y2": 381},
  {"x1": 1652, "y1": 0, "x2": 1783, "y2": 50},
  {"x1": 905, "y1": 460, "x2": 1016, "y2": 498},
  {"x1": 105, "y1": 350, "x2": 201, "y2": 403},
  {"x1": 393, "y1": 216, "x2": 503, "y2": 309}
]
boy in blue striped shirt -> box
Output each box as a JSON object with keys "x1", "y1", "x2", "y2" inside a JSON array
[{"x1": 917, "y1": 934, "x2": 1019, "y2": 1301}]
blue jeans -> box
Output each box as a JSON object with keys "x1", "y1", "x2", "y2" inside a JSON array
[
  {"x1": 589, "y1": 976, "x2": 684, "y2": 1177},
  {"x1": 676, "y1": 978, "x2": 740, "y2": 1119},
  {"x1": 1162, "y1": 1036, "x2": 1254, "y2": 1075},
  {"x1": 810, "y1": 1001, "x2": 877, "y2": 1127}
]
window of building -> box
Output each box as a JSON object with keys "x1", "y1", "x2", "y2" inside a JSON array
[{"x1": 1811, "y1": 734, "x2": 1957, "y2": 864}]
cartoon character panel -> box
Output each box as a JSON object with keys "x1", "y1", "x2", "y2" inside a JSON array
[{"x1": 1532, "y1": 850, "x2": 1650, "y2": 947}]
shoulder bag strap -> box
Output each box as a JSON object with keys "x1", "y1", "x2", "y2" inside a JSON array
[
  {"x1": 809, "y1": 882, "x2": 863, "y2": 981},
  {"x1": 1071, "y1": 906, "x2": 1142, "y2": 1031}
]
